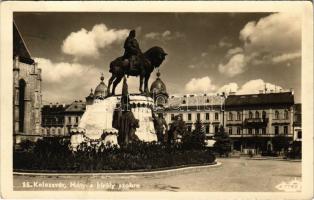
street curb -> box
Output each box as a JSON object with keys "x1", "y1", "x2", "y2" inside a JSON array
[
  {"x1": 13, "y1": 162, "x2": 222, "y2": 177},
  {"x1": 246, "y1": 158, "x2": 301, "y2": 162}
]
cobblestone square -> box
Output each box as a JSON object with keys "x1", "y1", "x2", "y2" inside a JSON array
[{"x1": 14, "y1": 158, "x2": 301, "y2": 192}]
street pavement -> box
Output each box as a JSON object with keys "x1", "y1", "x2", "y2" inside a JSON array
[{"x1": 13, "y1": 158, "x2": 301, "y2": 192}]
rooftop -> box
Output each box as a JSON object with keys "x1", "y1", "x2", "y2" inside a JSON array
[
  {"x1": 225, "y1": 92, "x2": 294, "y2": 107},
  {"x1": 13, "y1": 22, "x2": 34, "y2": 64},
  {"x1": 65, "y1": 100, "x2": 86, "y2": 113}
]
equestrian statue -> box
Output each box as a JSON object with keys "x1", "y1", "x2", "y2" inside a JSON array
[{"x1": 107, "y1": 29, "x2": 167, "y2": 95}]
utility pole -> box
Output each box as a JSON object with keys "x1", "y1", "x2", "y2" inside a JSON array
[{"x1": 220, "y1": 92, "x2": 226, "y2": 131}]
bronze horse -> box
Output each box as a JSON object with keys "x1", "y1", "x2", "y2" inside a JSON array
[{"x1": 108, "y1": 46, "x2": 167, "y2": 95}]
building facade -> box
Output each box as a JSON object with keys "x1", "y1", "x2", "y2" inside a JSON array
[
  {"x1": 13, "y1": 22, "x2": 42, "y2": 144},
  {"x1": 293, "y1": 103, "x2": 302, "y2": 142},
  {"x1": 41, "y1": 104, "x2": 67, "y2": 136},
  {"x1": 149, "y1": 71, "x2": 225, "y2": 136},
  {"x1": 161, "y1": 94, "x2": 224, "y2": 136},
  {"x1": 224, "y1": 92, "x2": 295, "y2": 153},
  {"x1": 64, "y1": 100, "x2": 86, "y2": 134},
  {"x1": 41, "y1": 101, "x2": 85, "y2": 137}
]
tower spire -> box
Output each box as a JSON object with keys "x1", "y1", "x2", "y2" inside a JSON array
[
  {"x1": 156, "y1": 69, "x2": 160, "y2": 78},
  {"x1": 100, "y1": 73, "x2": 104, "y2": 82}
]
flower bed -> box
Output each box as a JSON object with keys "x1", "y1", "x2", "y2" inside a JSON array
[{"x1": 14, "y1": 138, "x2": 216, "y2": 172}]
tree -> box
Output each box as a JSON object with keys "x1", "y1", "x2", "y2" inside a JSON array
[
  {"x1": 213, "y1": 125, "x2": 232, "y2": 157},
  {"x1": 182, "y1": 120, "x2": 206, "y2": 150},
  {"x1": 272, "y1": 135, "x2": 292, "y2": 154}
]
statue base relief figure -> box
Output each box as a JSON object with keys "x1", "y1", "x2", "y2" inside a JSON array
[{"x1": 69, "y1": 94, "x2": 157, "y2": 150}]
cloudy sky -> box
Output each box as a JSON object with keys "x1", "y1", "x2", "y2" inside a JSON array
[{"x1": 14, "y1": 12, "x2": 301, "y2": 104}]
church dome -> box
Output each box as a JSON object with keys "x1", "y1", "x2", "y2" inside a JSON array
[
  {"x1": 94, "y1": 73, "x2": 108, "y2": 98},
  {"x1": 150, "y1": 71, "x2": 168, "y2": 96}
]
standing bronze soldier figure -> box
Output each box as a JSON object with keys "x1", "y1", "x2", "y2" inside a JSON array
[{"x1": 152, "y1": 113, "x2": 168, "y2": 143}]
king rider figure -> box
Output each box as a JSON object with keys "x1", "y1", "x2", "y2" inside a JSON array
[{"x1": 123, "y1": 30, "x2": 142, "y2": 75}]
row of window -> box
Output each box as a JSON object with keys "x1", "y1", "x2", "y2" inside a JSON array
[
  {"x1": 228, "y1": 110, "x2": 289, "y2": 121},
  {"x1": 43, "y1": 127, "x2": 63, "y2": 135},
  {"x1": 228, "y1": 126, "x2": 289, "y2": 135},
  {"x1": 170, "y1": 113, "x2": 220, "y2": 121},
  {"x1": 42, "y1": 116, "x2": 81, "y2": 125},
  {"x1": 182, "y1": 99, "x2": 213, "y2": 104},
  {"x1": 66, "y1": 116, "x2": 80, "y2": 124},
  {"x1": 186, "y1": 125, "x2": 220, "y2": 133}
]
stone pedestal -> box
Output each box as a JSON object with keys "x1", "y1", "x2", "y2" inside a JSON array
[{"x1": 70, "y1": 94, "x2": 157, "y2": 149}]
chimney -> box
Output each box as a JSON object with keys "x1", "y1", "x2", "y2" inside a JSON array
[{"x1": 49, "y1": 103, "x2": 52, "y2": 108}]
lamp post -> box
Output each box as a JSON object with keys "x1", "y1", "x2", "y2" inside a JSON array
[{"x1": 220, "y1": 92, "x2": 226, "y2": 131}]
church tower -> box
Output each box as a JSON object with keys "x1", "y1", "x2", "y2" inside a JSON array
[
  {"x1": 150, "y1": 70, "x2": 169, "y2": 108},
  {"x1": 13, "y1": 22, "x2": 42, "y2": 144}
]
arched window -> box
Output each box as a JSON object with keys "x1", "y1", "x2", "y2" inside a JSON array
[
  {"x1": 275, "y1": 110, "x2": 279, "y2": 119},
  {"x1": 255, "y1": 111, "x2": 260, "y2": 118},
  {"x1": 237, "y1": 112, "x2": 241, "y2": 120},
  {"x1": 262, "y1": 111, "x2": 266, "y2": 119},
  {"x1": 197, "y1": 113, "x2": 201, "y2": 121},
  {"x1": 18, "y1": 79, "x2": 26, "y2": 132},
  {"x1": 249, "y1": 111, "x2": 253, "y2": 119},
  {"x1": 229, "y1": 112, "x2": 233, "y2": 120},
  {"x1": 284, "y1": 110, "x2": 289, "y2": 119},
  {"x1": 237, "y1": 127, "x2": 241, "y2": 135},
  {"x1": 51, "y1": 128, "x2": 55, "y2": 135}
]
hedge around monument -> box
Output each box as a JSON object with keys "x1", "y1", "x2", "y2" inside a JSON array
[{"x1": 13, "y1": 138, "x2": 216, "y2": 172}]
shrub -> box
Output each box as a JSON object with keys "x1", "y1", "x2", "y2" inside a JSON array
[
  {"x1": 19, "y1": 140, "x2": 36, "y2": 152},
  {"x1": 13, "y1": 137, "x2": 216, "y2": 172},
  {"x1": 285, "y1": 141, "x2": 301, "y2": 159},
  {"x1": 181, "y1": 120, "x2": 206, "y2": 150},
  {"x1": 272, "y1": 135, "x2": 292, "y2": 153},
  {"x1": 213, "y1": 126, "x2": 232, "y2": 157}
]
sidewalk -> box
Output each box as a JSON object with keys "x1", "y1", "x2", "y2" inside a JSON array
[{"x1": 246, "y1": 156, "x2": 301, "y2": 162}]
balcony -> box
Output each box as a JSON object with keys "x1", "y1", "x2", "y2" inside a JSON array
[
  {"x1": 272, "y1": 118, "x2": 290, "y2": 125},
  {"x1": 244, "y1": 118, "x2": 268, "y2": 127},
  {"x1": 226, "y1": 120, "x2": 242, "y2": 125}
]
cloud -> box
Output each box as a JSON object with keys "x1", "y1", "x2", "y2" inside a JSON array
[
  {"x1": 218, "y1": 12, "x2": 301, "y2": 77},
  {"x1": 218, "y1": 53, "x2": 246, "y2": 77},
  {"x1": 35, "y1": 58, "x2": 97, "y2": 83},
  {"x1": 35, "y1": 57, "x2": 100, "y2": 102},
  {"x1": 217, "y1": 82, "x2": 239, "y2": 93},
  {"x1": 183, "y1": 76, "x2": 284, "y2": 96},
  {"x1": 185, "y1": 76, "x2": 216, "y2": 93},
  {"x1": 61, "y1": 24, "x2": 129, "y2": 58},
  {"x1": 217, "y1": 79, "x2": 284, "y2": 95},
  {"x1": 201, "y1": 52, "x2": 208, "y2": 57},
  {"x1": 272, "y1": 52, "x2": 301, "y2": 63},
  {"x1": 35, "y1": 57, "x2": 139, "y2": 103},
  {"x1": 144, "y1": 30, "x2": 184, "y2": 41},
  {"x1": 226, "y1": 47, "x2": 243, "y2": 58},
  {"x1": 240, "y1": 13, "x2": 300, "y2": 56},
  {"x1": 218, "y1": 37, "x2": 233, "y2": 48},
  {"x1": 188, "y1": 64, "x2": 196, "y2": 69},
  {"x1": 238, "y1": 79, "x2": 283, "y2": 94}
]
